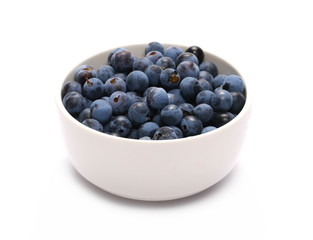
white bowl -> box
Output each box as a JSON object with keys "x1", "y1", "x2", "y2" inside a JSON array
[{"x1": 56, "y1": 43, "x2": 252, "y2": 201}]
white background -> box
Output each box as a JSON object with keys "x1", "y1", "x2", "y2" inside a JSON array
[{"x1": 1, "y1": 0, "x2": 313, "y2": 239}]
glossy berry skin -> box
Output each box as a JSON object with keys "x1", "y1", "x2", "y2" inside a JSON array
[
  {"x1": 211, "y1": 89, "x2": 233, "y2": 112},
  {"x1": 145, "y1": 51, "x2": 163, "y2": 64},
  {"x1": 144, "y1": 64, "x2": 162, "y2": 86},
  {"x1": 213, "y1": 74, "x2": 227, "y2": 89},
  {"x1": 78, "y1": 108, "x2": 91, "y2": 122},
  {"x1": 229, "y1": 92, "x2": 246, "y2": 114},
  {"x1": 201, "y1": 126, "x2": 217, "y2": 134},
  {"x1": 82, "y1": 118, "x2": 104, "y2": 132},
  {"x1": 199, "y1": 61, "x2": 218, "y2": 77},
  {"x1": 212, "y1": 112, "x2": 235, "y2": 128},
  {"x1": 62, "y1": 91, "x2": 85, "y2": 116},
  {"x1": 132, "y1": 57, "x2": 153, "y2": 72},
  {"x1": 160, "y1": 104, "x2": 183, "y2": 126},
  {"x1": 145, "y1": 42, "x2": 164, "y2": 55},
  {"x1": 110, "y1": 50, "x2": 134, "y2": 74},
  {"x1": 103, "y1": 77, "x2": 126, "y2": 96},
  {"x1": 164, "y1": 46, "x2": 183, "y2": 61},
  {"x1": 199, "y1": 71, "x2": 214, "y2": 84},
  {"x1": 83, "y1": 78, "x2": 104, "y2": 100},
  {"x1": 179, "y1": 103, "x2": 194, "y2": 116},
  {"x1": 153, "y1": 126, "x2": 178, "y2": 140},
  {"x1": 196, "y1": 90, "x2": 214, "y2": 105},
  {"x1": 146, "y1": 87, "x2": 169, "y2": 110},
  {"x1": 223, "y1": 75, "x2": 245, "y2": 93},
  {"x1": 109, "y1": 91, "x2": 131, "y2": 115},
  {"x1": 96, "y1": 65, "x2": 115, "y2": 83},
  {"x1": 176, "y1": 52, "x2": 199, "y2": 66},
  {"x1": 128, "y1": 101, "x2": 150, "y2": 126},
  {"x1": 61, "y1": 81, "x2": 82, "y2": 98},
  {"x1": 159, "y1": 68, "x2": 181, "y2": 90},
  {"x1": 126, "y1": 70, "x2": 149, "y2": 94},
  {"x1": 90, "y1": 99, "x2": 113, "y2": 124},
  {"x1": 156, "y1": 57, "x2": 176, "y2": 69},
  {"x1": 179, "y1": 77, "x2": 201, "y2": 101},
  {"x1": 186, "y1": 46, "x2": 204, "y2": 63},
  {"x1": 193, "y1": 103, "x2": 214, "y2": 126},
  {"x1": 109, "y1": 115, "x2": 132, "y2": 137},
  {"x1": 198, "y1": 78, "x2": 213, "y2": 92},
  {"x1": 107, "y1": 48, "x2": 126, "y2": 65},
  {"x1": 74, "y1": 65, "x2": 97, "y2": 85},
  {"x1": 138, "y1": 121, "x2": 159, "y2": 138},
  {"x1": 180, "y1": 115, "x2": 203, "y2": 137},
  {"x1": 176, "y1": 61, "x2": 200, "y2": 79}
]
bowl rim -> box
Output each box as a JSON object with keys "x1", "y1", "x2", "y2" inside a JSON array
[{"x1": 56, "y1": 43, "x2": 252, "y2": 144}]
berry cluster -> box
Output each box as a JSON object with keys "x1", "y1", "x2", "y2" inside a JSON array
[{"x1": 62, "y1": 42, "x2": 246, "y2": 140}]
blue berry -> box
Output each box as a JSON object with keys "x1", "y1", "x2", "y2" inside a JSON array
[
  {"x1": 199, "y1": 71, "x2": 214, "y2": 84},
  {"x1": 126, "y1": 70, "x2": 149, "y2": 93},
  {"x1": 211, "y1": 89, "x2": 233, "y2": 112},
  {"x1": 193, "y1": 103, "x2": 214, "y2": 126},
  {"x1": 167, "y1": 89, "x2": 186, "y2": 105},
  {"x1": 198, "y1": 78, "x2": 213, "y2": 91},
  {"x1": 144, "y1": 64, "x2": 162, "y2": 86},
  {"x1": 156, "y1": 57, "x2": 176, "y2": 69},
  {"x1": 213, "y1": 74, "x2": 227, "y2": 89},
  {"x1": 229, "y1": 92, "x2": 246, "y2": 114},
  {"x1": 169, "y1": 126, "x2": 183, "y2": 138},
  {"x1": 223, "y1": 75, "x2": 245, "y2": 93},
  {"x1": 145, "y1": 42, "x2": 164, "y2": 55},
  {"x1": 186, "y1": 46, "x2": 204, "y2": 63},
  {"x1": 180, "y1": 115, "x2": 203, "y2": 137},
  {"x1": 164, "y1": 46, "x2": 183, "y2": 61},
  {"x1": 145, "y1": 51, "x2": 163, "y2": 64},
  {"x1": 160, "y1": 104, "x2": 183, "y2": 126},
  {"x1": 176, "y1": 52, "x2": 199, "y2": 66},
  {"x1": 96, "y1": 65, "x2": 115, "y2": 83},
  {"x1": 103, "y1": 77, "x2": 126, "y2": 96},
  {"x1": 179, "y1": 77, "x2": 201, "y2": 101},
  {"x1": 110, "y1": 50, "x2": 134, "y2": 74},
  {"x1": 196, "y1": 90, "x2": 214, "y2": 105},
  {"x1": 128, "y1": 101, "x2": 150, "y2": 126},
  {"x1": 90, "y1": 99, "x2": 112, "y2": 124},
  {"x1": 132, "y1": 57, "x2": 153, "y2": 72},
  {"x1": 201, "y1": 126, "x2": 217, "y2": 134},
  {"x1": 112, "y1": 73, "x2": 127, "y2": 81},
  {"x1": 61, "y1": 81, "x2": 82, "y2": 98},
  {"x1": 109, "y1": 115, "x2": 132, "y2": 137},
  {"x1": 83, "y1": 78, "x2": 104, "y2": 100},
  {"x1": 62, "y1": 91, "x2": 85, "y2": 116},
  {"x1": 153, "y1": 126, "x2": 178, "y2": 140},
  {"x1": 74, "y1": 65, "x2": 97, "y2": 85},
  {"x1": 212, "y1": 112, "x2": 235, "y2": 127},
  {"x1": 109, "y1": 91, "x2": 131, "y2": 115},
  {"x1": 107, "y1": 48, "x2": 126, "y2": 65},
  {"x1": 179, "y1": 103, "x2": 194, "y2": 116},
  {"x1": 159, "y1": 68, "x2": 181, "y2": 90},
  {"x1": 78, "y1": 108, "x2": 91, "y2": 122},
  {"x1": 176, "y1": 61, "x2": 200, "y2": 79},
  {"x1": 82, "y1": 118, "x2": 103, "y2": 132},
  {"x1": 199, "y1": 61, "x2": 218, "y2": 77},
  {"x1": 146, "y1": 87, "x2": 169, "y2": 110},
  {"x1": 138, "y1": 121, "x2": 159, "y2": 138},
  {"x1": 127, "y1": 91, "x2": 143, "y2": 105}
]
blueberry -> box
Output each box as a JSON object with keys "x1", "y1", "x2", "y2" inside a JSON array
[
  {"x1": 90, "y1": 99, "x2": 113, "y2": 124},
  {"x1": 169, "y1": 126, "x2": 183, "y2": 138},
  {"x1": 196, "y1": 90, "x2": 214, "y2": 105},
  {"x1": 153, "y1": 126, "x2": 178, "y2": 140},
  {"x1": 180, "y1": 115, "x2": 203, "y2": 137},
  {"x1": 167, "y1": 89, "x2": 186, "y2": 105},
  {"x1": 61, "y1": 81, "x2": 82, "y2": 99},
  {"x1": 107, "y1": 48, "x2": 126, "y2": 65},
  {"x1": 78, "y1": 108, "x2": 91, "y2": 122},
  {"x1": 229, "y1": 92, "x2": 246, "y2": 114},
  {"x1": 110, "y1": 50, "x2": 134, "y2": 74},
  {"x1": 198, "y1": 78, "x2": 213, "y2": 92},
  {"x1": 159, "y1": 68, "x2": 181, "y2": 90},
  {"x1": 127, "y1": 91, "x2": 143, "y2": 105},
  {"x1": 103, "y1": 77, "x2": 126, "y2": 96},
  {"x1": 179, "y1": 77, "x2": 201, "y2": 101},
  {"x1": 83, "y1": 97, "x2": 93, "y2": 108},
  {"x1": 109, "y1": 91, "x2": 131, "y2": 115},
  {"x1": 199, "y1": 61, "x2": 218, "y2": 77},
  {"x1": 145, "y1": 42, "x2": 164, "y2": 55},
  {"x1": 193, "y1": 103, "x2": 214, "y2": 126},
  {"x1": 146, "y1": 87, "x2": 169, "y2": 110},
  {"x1": 74, "y1": 65, "x2": 97, "y2": 85},
  {"x1": 96, "y1": 65, "x2": 115, "y2": 83},
  {"x1": 128, "y1": 101, "x2": 150, "y2": 126},
  {"x1": 112, "y1": 73, "x2": 127, "y2": 81},
  {"x1": 83, "y1": 77, "x2": 104, "y2": 100},
  {"x1": 126, "y1": 70, "x2": 149, "y2": 93},
  {"x1": 110, "y1": 115, "x2": 132, "y2": 137},
  {"x1": 176, "y1": 52, "x2": 199, "y2": 66},
  {"x1": 201, "y1": 126, "x2": 217, "y2": 134},
  {"x1": 186, "y1": 46, "x2": 204, "y2": 63},
  {"x1": 212, "y1": 74, "x2": 227, "y2": 89},
  {"x1": 138, "y1": 121, "x2": 159, "y2": 138},
  {"x1": 164, "y1": 46, "x2": 183, "y2": 61},
  {"x1": 178, "y1": 103, "x2": 195, "y2": 116},
  {"x1": 176, "y1": 61, "x2": 200, "y2": 80},
  {"x1": 128, "y1": 129, "x2": 139, "y2": 139},
  {"x1": 132, "y1": 57, "x2": 153, "y2": 72},
  {"x1": 144, "y1": 64, "x2": 162, "y2": 86},
  {"x1": 211, "y1": 89, "x2": 233, "y2": 112},
  {"x1": 152, "y1": 114, "x2": 161, "y2": 126},
  {"x1": 82, "y1": 118, "x2": 104, "y2": 132},
  {"x1": 160, "y1": 104, "x2": 183, "y2": 126},
  {"x1": 62, "y1": 91, "x2": 85, "y2": 116},
  {"x1": 199, "y1": 71, "x2": 214, "y2": 84},
  {"x1": 222, "y1": 75, "x2": 245, "y2": 94},
  {"x1": 145, "y1": 51, "x2": 163, "y2": 64},
  {"x1": 212, "y1": 112, "x2": 235, "y2": 127},
  {"x1": 156, "y1": 57, "x2": 176, "y2": 69},
  {"x1": 139, "y1": 136, "x2": 151, "y2": 140}
]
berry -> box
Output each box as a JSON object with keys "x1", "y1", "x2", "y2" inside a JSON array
[
  {"x1": 145, "y1": 42, "x2": 164, "y2": 55},
  {"x1": 201, "y1": 126, "x2": 217, "y2": 134},
  {"x1": 109, "y1": 91, "x2": 131, "y2": 115},
  {"x1": 213, "y1": 74, "x2": 227, "y2": 89},
  {"x1": 164, "y1": 46, "x2": 183, "y2": 61},
  {"x1": 82, "y1": 78, "x2": 104, "y2": 100},
  {"x1": 146, "y1": 87, "x2": 169, "y2": 110},
  {"x1": 193, "y1": 103, "x2": 214, "y2": 126},
  {"x1": 82, "y1": 118, "x2": 104, "y2": 132},
  {"x1": 222, "y1": 75, "x2": 245, "y2": 93},
  {"x1": 128, "y1": 102, "x2": 150, "y2": 126},
  {"x1": 176, "y1": 52, "x2": 199, "y2": 66},
  {"x1": 211, "y1": 89, "x2": 233, "y2": 112},
  {"x1": 62, "y1": 91, "x2": 85, "y2": 116},
  {"x1": 176, "y1": 61, "x2": 200, "y2": 79},
  {"x1": 229, "y1": 92, "x2": 246, "y2": 114},
  {"x1": 212, "y1": 112, "x2": 235, "y2": 127},
  {"x1": 74, "y1": 65, "x2": 97, "y2": 85},
  {"x1": 186, "y1": 46, "x2": 204, "y2": 63},
  {"x1": 196, "y1": 90, "x2": 214, "y2": 105},
  {"x1": 179, "y1": 103, "x2": 195, "y2": 116},
  {"x1": 110, "y1": 50, "x2": 134, "y2": 74},
  {"x1": 153, "y1": 127, "x2": 178, "y2": 140},
  {"x1": 179, "y1": 77, "x2": 201, "y2": 101},
  {"x1": 110, "y1": 115, "x2": 132, "y2": 137},
  {"x1": 159, "y1": 68, "x2": 181, "y2": 90},
  {"x1": 180, "y1": 115, "x2": 203, "y2": 137},
  {"x1": 138, "y1": 121, "x2": 159, "y2": 138},
  {"x1": 96, "y1": 65, "x2": 115, "y2": 83},
  {"x1": 145, "y1": 51, "x2": 163, "y2": 64},
  {"x1": 126, "y1": 70, "x2": 149, "y2": 93},
  {"x1": 61, "y1": 81, "x2": 82, "y2": 99},
  {"x1": 133, "y1": 57, "x2": 153, "y2": 72},
  {"x1": 78, "y1": 108, "x2": 91, "y2": 122},
  {"x1": 90, "y1": 99, "x2": 112, "y2": 124},
  {"x1": 144, "y1": 64, "x2": 162, "y2": 86},
  {"x1": 160, "y1": 104, "x2": 183, "y2": 126},
  {"x1": 199, "y1": 71, "x2": 214, "y2": 84},
  {"x1": 199, "y1": 61, "x2": 218, "y2": 77},
  {"x1": 156, "y1": 57, "x2": 176, "y2": 69},
  {"x1": 103, "y1": 77, "x2": 126, "y2": 96}
]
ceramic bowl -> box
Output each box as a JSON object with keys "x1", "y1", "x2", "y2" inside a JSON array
[{"x1": 56, "y1": 43, "x2": 252, "y2": 201}]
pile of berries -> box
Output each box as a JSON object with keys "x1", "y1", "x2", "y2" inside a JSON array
[{"x1": 62, "y1": 42, "x2": 246, "y2": 140}]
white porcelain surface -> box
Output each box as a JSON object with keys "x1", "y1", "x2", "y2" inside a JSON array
[{"x1": 56, "y1": 44, "x2": 252, "y2": 201}]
